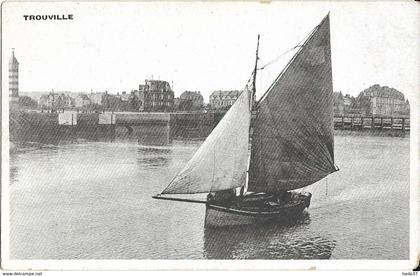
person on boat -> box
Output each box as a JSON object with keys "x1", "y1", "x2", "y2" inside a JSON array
[
  {"x1": 275, "y1": 190, "x2": 291, "y2": 204},
  {"x1": 207, "y1": 189, "x2": 236, "y2": 203}
]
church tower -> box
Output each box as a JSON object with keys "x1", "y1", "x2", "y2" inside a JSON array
[{"x1": 9, "y1": 49, "x2": 19, "y2": 102}]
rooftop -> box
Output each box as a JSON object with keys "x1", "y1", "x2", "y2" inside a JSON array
[
  {"x1": 180, "y1": 91, "x2": 203, "y2": 99},
  {"x1": 210, "y1": 90, "x2": 242, "y2": 98},
  {"x1": 9, "y1": 50, "x2": 19, "y2": 66},
  {"x1": 360, "y1": 84, "x2": 405, "y2": 100}
]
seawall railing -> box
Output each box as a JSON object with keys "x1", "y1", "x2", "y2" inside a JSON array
[{"x1": 333, "y1": 115, "x2": 410, "y2": 131}]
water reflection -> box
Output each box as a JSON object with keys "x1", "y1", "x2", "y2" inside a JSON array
[
  {"x1": 12, "y1": 132, "x2": 116, "y2": 147},
  {"x1": 115, "y1": 125, "x2": 171, "y2": 146},
  {"x1": 8, "y1": 136, "x2": 408, "y2": 259},
  {"x1": 10, "y1": 142, "x2": 59, "y2": 154},
  {"x1": 11, "y1": 120, "x2": 173, "y2": 147},
  {"x1": 9, "y1": 165, "x2": 18, "y2": 185},
  {"x1": 136, "y1": 146, "x2": 172, "y2": 168},
  {"x1": 203, "y1": 213, "x2": 336, "y2": 259}
]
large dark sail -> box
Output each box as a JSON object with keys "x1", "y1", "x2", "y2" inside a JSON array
[{"x1": 248, "y1": 14, "x2": 336, "y2": 193}]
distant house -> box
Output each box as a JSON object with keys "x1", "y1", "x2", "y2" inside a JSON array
[
  {"x1": 359, "y1": 84, "x2": 409, "y2": 116},
  {"x1": 343, "y1": 94, "x2": 352, "y2": 107},
  {"x1": 87, "y1": 92, "x2": 104, "y2": 105},
  {"x1": 39, "y1": 92, "x2": 74, "y2": 110},
  {"x1": 139, "y1": 79, "x2": 174, "y2": 112},
  {"x1": 178, "y1": 91, "x2": 203, "y2": 111},
  {"x1": 120, "y1": 91, "x2": 130, "y2": 102},
  {"x1": 75, "y1": 94, "x2": 91, "y2": 108},
  {"x1": 209, "y1": 90, "x2": 241, "y2": 110},
  {"x1": 63, "y1": 94, "x2": 74, "y2": 108}
]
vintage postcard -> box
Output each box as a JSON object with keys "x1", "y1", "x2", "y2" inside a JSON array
[{"x1": 1, "y1": 0, "x2": 419, "y2": 272}]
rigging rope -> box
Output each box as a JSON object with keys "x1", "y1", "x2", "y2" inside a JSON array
[
  {"x1": 257, "y1": 25, "x2": 315, "y2": 71},
  {"x1": 256, "y1": 23, "x2": 322, "y2": 105},
  {"x1": 258, "y1": 45, "x2": 301, "y2": 70}
]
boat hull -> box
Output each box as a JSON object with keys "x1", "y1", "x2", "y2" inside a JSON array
[{"x1": 205, "y1": 192, "x2": 311, "y2": 228}]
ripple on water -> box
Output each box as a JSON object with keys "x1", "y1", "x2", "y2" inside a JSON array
[{"x1": 9, "y1": 136, "x2": 409, "y2": 259}]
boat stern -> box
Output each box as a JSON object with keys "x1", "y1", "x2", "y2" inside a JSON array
[{"x1": 205, "y1": 204, "x2": 258, "y2": 228}]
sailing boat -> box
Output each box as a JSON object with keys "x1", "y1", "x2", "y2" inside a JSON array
[{"x1": 153, "y1": 14, "x2": 338, "y2": 227}]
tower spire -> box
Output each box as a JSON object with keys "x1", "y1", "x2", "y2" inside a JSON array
[{"x1": 9, "y1": 49, "x2": 19, "y2": 102}]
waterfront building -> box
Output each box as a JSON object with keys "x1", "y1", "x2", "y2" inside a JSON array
[
  {"x1": 139, "y1": 79, "x2": 174, "y2": 112},
  {"x1": 116, "y1": 91, "x2": 130, "y2": 102},
  {"x1": 209, "y1": 90, "x2": 241, "y2": 109},
  {"x1": 359, "y1": 84, "x2": 409, "y2": 116},
  {"x1": 120, "y1": 91, "x2": 130, "y2": 102},
  {"x1": 178, "y1": 91, "x2": 204, "y2": 111},
  {"x1": 9, "y1": 50, "x2": 19, "y2": 102},
  {"x1": 60, "y1": 94, "x2": 74, "y2": 108},
  {"x1": 87, "y1": 92, "x2": 104, "y2": 105},
  {"x1": 343, "y1": 94, "x2": 353, "y2": 107},
  {"x1": 75, "y1": 94, "x2": 91, "y2": 108},
  {"x1": 39, "y1": 92, "x2": 74, "y2": 110}
]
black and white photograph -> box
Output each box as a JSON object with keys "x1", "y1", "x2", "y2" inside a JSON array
[{"x1": 1, "y1": 1, "x2": 418, "y2": 272}]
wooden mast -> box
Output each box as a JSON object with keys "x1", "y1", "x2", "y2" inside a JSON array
[
  {"x1": 252, "y1": 34, "x2": 260, "y2": 108},
  {"x1": 155, "y1": 35, "x2": 261, "y2": 202},
  {"x1": 242, "y1": 34, "x2": 260, "y2": 197}
]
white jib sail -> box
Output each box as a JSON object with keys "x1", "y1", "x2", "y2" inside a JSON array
[{"x1": 162, "y1": 86, "x2": 252, "y2": 194}]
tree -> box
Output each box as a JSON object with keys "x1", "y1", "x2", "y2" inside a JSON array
[
  {"x1": 54, "y1": 95, "x2": 65, "y2": 110},
  {"x1": 129, "y1": 95, "x2": 140, "y2": 111},
  {"x1": 18, "y1": 96, "x2": 38, "y2": 108},
  {"x1": 353, "y1": 94, "x2": 371, "y2": 115}
]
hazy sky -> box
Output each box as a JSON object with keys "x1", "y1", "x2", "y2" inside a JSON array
[{"x1": 2, "y1": 1, "x2": 418, "y2": 103}]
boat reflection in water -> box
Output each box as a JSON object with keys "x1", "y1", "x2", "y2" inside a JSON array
[{"x1": 203, "y1": 212, "x2": 336, "y2": 259}]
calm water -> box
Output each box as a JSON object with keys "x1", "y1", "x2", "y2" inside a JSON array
[{"x1": 9, "y1": 135, "x2": 409, "y2": 259}]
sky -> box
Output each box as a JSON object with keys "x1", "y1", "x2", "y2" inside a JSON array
[{"x1": 2, "y1": 1, "x2": 419, "y2": 103}]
